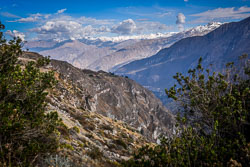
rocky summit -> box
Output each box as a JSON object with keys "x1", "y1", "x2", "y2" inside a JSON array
[{"x1": 20, "y1": 52, "x2": 175, "y2": 166}]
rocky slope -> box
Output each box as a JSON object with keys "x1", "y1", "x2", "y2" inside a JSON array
[
  {"x1": 25, "y1": 22, "x2": 222, "y2": 72},
  {"x1": 115, "y1": 17, "x2": 250, "y2": 106},
  {"x1": 21, "y1": 52, "x2": 175, "y2": 166}
]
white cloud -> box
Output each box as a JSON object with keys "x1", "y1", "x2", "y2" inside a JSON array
[
  {"x1": 15, "y1": 17, "x2": 38, "y2": 23},
  {"x1": 8, "y1": 9, "x2": 171, "y2": 41},
  {"x1": 111, "y1": 18, "x2": 170, "y2": 35},
  {"x1": 0, "y1": 12, "x2": 20, "y2": 18},
  {"x1": 9, "y1": 9, "x2": 67, "y2": 23},
  {"x1": 190, "y1": 6, "x2": 250, "y2": 23},
  {"x1": 31, "y1": 20, "x2": 110, "y2": 41},
  {"x1": 57, "y1": 8, "x2": 67, "y2": 14},
  {"x1": 184, "y1": 0, "x2": 188, "y2": 2},
  {"x1": 5, "y1": 30, "x2": 25, "y2": 40},
  {"x1": 135, "y1": 21, "x2": 170, "y2": 34},
  {"x1": 30, "y1": 16, "x2": 170, "y2": 40},
  {"x1": 177, "y1": 24, "x2": 184, "y2": 32},
  {"x1": 157, "y1": 12, "x2": 172, "y2": 17},
  {"x1": 78, "y1": 16, "x2": 114, "y2": 25},
  {"x1": 111, "y1": 19, "x2": 136, "y2": 35},
  {"x1": 10, "y1": 13, "x2": 51, "y2": 23},
  {"x1": 176, "y1": 13, "x2": 186, "y2": 31},
  {"x1": 21, "y1": 13, "x2": 114, "y2": 41},
  {"x1": 176, "y1": 13, "x2": 186, "y2": 24}
]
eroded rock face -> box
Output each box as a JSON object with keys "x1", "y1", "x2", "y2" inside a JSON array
[
  {"x1": 49, "y1": 57, "x2": 175, "y2": 141},
  {"x1": 23, "y1": 52, "x2": 175, "y2": 142}
]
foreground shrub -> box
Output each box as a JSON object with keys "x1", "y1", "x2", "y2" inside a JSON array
[
  {"x1": 43, "y1": 154, "x2": 72, "y2": 167},
  {"x1": 0, "y1": 22, "x2": 60, "y2": 166},
  {"x1": 123, "y1": 56, "x2": 250, "y2": 166}
]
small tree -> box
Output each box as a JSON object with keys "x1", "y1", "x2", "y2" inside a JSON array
[
  {"x1": 0, "y1": 22, "x2": 60, "y2": 166},
  {"x1": 123, "y1": 56, "x2": 250, "y2": 166}
]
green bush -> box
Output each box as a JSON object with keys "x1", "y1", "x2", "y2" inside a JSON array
[
  {"x1": 123, "y1": 56, "x2": 250, "y2": 166},
  {"x1": 61, "y1": 143, "x2": 74, "y2": 151},
  {"x1": 72, "y1": 126, "x2": 80, "y2": 133},
  {"x1": 0, "y1": 22, "x2": 61, "y2": 166}
]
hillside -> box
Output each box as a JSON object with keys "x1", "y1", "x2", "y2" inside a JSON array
[{"x1": 20, "y1": 52, "x2": 175, "y2": 166}]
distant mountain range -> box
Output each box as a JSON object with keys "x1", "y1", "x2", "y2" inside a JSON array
[
  {"x1": 115, "y1": 17, "x2": 250, "y2": 106},
  {"x1": 24, "y1": 22, "x2": 222, "y2": 72}
]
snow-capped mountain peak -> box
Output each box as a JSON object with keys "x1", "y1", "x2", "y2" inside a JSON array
[
  {"x1": 83, "y1": 32, "x2": 178, "y2": 43},
  {"x1": 83, "y1": 22, "x2": 223, "y2": 43},
  {"x1": 184, "y1": 22, "x2": 223, "y2": 36}
]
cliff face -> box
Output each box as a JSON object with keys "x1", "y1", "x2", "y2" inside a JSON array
[
  {"x1": 49, "y1": 55, "x2": 175, "y2": 141},
  {"x1": 21, "y1": 52, "x2": 175, "y2": 166}
]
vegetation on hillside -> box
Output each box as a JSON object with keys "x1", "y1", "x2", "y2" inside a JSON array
[
  {"x1": 0, "y1": 22, "x2": 61, "y2": 166},
  {"x1": 123, "y1": 56, "x2": 250, "y2": 166}
]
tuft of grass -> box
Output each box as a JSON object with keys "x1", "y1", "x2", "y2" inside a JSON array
[
  {"x1": 87, "y1": 147, "x2": 103, "y2": 160},
  {"x1": 114, "y1": 138, "x2": 127, "y2": 149},
  {"x1": 72, "y1": 126, "x2": 80, "y2": 133},
  {"x1": 61, "y1": 143, "x2": 74, "y2": 151},
  {"x1": 77, "y1": 141, "x2": 84, "y2": 148},
  {"x1": 101, "y1": 124, "x2": 113, "y2": 131},
  {"x1": 43, "y1": 154, "x2": 72, "y2": 167}
]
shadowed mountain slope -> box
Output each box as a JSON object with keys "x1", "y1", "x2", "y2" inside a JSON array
[{"x1": 115, "y1": 17, "x2": 250, "y2": 105}]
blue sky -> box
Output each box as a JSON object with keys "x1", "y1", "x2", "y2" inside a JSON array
[{"x1": 1, "y1": 0, "x2": 250, "y2": 41}]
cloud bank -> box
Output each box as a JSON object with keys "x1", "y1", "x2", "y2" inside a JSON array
[
  {"x1": 5, "y1": 30, "x2": 25, "y2": 40},
  {"x1": 31, "y1": 20, "x2": 110, "y2": 41},
  {"x1": 111, "y1": 19, "x2": 136, "y2": 35},
  {"x1": 7, "y1": 8, "x2": 170, "y2": 41},
  {"x1": 10, "y1": 13, "x2": 51, "y2": 23}
]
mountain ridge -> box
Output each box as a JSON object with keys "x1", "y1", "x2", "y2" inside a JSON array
[
  {"x1": 24, "y1": 22, "x2": 223, "y2": 72},
  {"x1": 115, "y1": 17, "x2": 250, "y2": 106}
]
